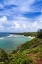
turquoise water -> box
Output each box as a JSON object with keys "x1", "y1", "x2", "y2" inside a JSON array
[{"x1": 0, "y1": 34, "x2": 32, "y2": 53}]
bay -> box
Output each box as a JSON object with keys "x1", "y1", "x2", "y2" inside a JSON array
[{"x1": 0, "y1": 33, "x2": 32, "y2": 53}]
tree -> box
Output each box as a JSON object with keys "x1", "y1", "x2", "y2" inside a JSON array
[{"x1": 37, "y1": 29, "x2": 42, "y2": 38}]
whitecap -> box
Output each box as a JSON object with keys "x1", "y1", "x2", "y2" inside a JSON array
[
  {"x1": 0, "y1": 37, "x2": 4, "y2": 39},
  {"x1": 7, "y1": 34, "x2": 14, "y2": 37}
]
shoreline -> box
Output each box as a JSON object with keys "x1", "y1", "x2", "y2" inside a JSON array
[{"x1": 28, "y1": 36, "x2": 35, "y2": 39}]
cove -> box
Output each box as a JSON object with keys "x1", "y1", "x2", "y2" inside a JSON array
[{"x1": 0, "y1": 34, "x2": 32, "y2": 53}]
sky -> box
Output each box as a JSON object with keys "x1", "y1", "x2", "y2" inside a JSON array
[{"x1": 0, "y1": 0, "x2": 42, "y2": 32}]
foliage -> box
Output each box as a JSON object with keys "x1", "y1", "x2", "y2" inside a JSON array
[
  {"x1": 27, "y1": 45, "x2": 42, "y2": 54},
  {"x1": 17, "y1": 38, "x2": 40, "y2": 52},
  {"x1": 0, "y1": 62, "x2": 4, "y2": 64},
  {"x1": 8, "y1": 52, "x2": 33, "y2": 64},
  {"x1": 0, "y1": 49, "x2": 8, "y2": 62},
  {"x1": 37, "y1": 29, "x2": 42, "y2": 38},
  {"x1": 11, "y1": 50, "x2": 17, "y2": 54},
  {"x1": 24, "y1": 32, "x2": 37, "y2": 37}
]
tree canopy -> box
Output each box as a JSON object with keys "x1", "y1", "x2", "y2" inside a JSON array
[{"x1": 37, "y1": 29, "x2": 42, "y2": 38}]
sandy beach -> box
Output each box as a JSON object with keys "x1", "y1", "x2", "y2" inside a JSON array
[{"x1": 28, "y1": 36, "x2": 35, "y2": 39}]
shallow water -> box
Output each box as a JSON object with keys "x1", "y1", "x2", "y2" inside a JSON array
[{"x1": 0, "y1": 33, "x2": 32, "y2": 53}]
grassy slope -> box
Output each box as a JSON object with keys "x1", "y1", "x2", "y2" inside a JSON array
[
  {"x1": 8, "y1": 38, "x2": 42, "y2": 64},
  {"x1": 0, "y1": 38, "x2": 42, "y2": 64}
]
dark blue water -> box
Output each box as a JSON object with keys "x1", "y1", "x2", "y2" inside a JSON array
[
  {"x1": 0, "y1": 33, "x2": 32, "y2": 53},
  {"x1": 0, "y1": 32, "x2": 9, "y2": 37}
]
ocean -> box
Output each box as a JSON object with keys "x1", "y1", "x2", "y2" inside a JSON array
[{"x1": 0, "y1": 33, "x2": 32, "y2": 53}]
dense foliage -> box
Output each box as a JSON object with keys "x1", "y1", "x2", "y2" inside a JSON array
[
  {"x1": 23, "y1": 32, "x2": 37, "y2": 37},
  {"x1": 37, "y1": 29, "x2": 42, "y2": 38}
]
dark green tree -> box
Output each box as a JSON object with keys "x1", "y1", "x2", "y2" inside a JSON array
[{"x1": 37, "y1": 29, "x2": 42, "y2": 38}]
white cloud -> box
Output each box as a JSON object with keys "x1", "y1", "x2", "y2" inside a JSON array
[
  {"x1": 7, "y1": 21, "x2": 20, "y2": 31},
  {"x1": 32, "y1": 21, "x2": 37, "y2": 27},
  {"x1": 0, "y1": 0, "x2": 41, "y2": 19},
  {"x1": 23, "y1": 24, "x2": 27, "y2": 28},
  {"x1": 11, "y1": 15, "x2": 42, "y2": 31},
  {"x1": 0, "y1": 16, "x2": 7, "y2": 24},
  {"x1": 3, "y1": 0, "x2": 40, "y2": 13},
  {"x1": 0, "y1": 25, "x2": 4, "y2": 30},
  {"x1": 0, "y1": 16, "x2": 7, "y2": 30},
  {"x1": 0, "y1": 0, "x2": 42, "y2": 32},
  {"x1": 0, "y1": 15, "x2": 42, "y2": 32},
  {"x1": 0, "y1": 16, "x2": 7, "y2": 21},
  {"x1": 36, "y1": 15, "x2": 42, "y2": 22},
  {"x1": 30, "y1": 15, "x2": 42, "y2": 30},
  {"x1": 13, "y1": 21, "x2": 20, "y2": 29},
  {"x1": 20, "y1": 0, "x2": 36, "y2": 12}
]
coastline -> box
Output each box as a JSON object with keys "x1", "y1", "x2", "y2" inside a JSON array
[{"x1": 28, "y1": 36, "x2": 35, "y2": 39}]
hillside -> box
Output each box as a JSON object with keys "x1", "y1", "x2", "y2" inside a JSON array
[{"x1": 0, "y1": 38, "x2": 42, "y2": 64}]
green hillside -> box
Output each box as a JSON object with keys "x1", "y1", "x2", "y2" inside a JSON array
[
  {"x1": 0, "y1": 29, "x2": 42, "y2": 64},
  {"x1": 0, "y1": 38, "x2": 42, "y2": 64}
]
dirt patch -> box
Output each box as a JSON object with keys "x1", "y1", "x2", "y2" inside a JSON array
[
  {"x1": 34, "y1": 58, "x2": 42, "y2": 64},
  {"x1": 27, "y1": 53, "x2": 35, "y2": 57},
  {"x1": 27, "y1": 54, "x2": 42, "y2": 64}
]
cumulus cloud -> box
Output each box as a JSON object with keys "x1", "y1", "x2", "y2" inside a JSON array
[
  {"x1": 0, "y1": 14, "x2": 42, "y2": 32},
  {"x1": 13, "y1": 21, "x2": 20, "y2": 29},
  {"x1": 0, "y1": 16, "x2": 7, "y2": 26},
  {"x1": 0, "y1": 25, "x2": 4, "y2": 30},
  {"x1": 0, "y1": 16, "x2": 7, "y2": 21},
  {"x1": 0, "y1": 0, "x2": 42, "y2": 32},
  {"x1": 32, "y1": 21, "x2": 37, "y2": 27},
  {"x1": 23, "y1": 24, "x2": 27, "y2": 29},
  {"x1": 0, "y1": 16, "x2": 7, "y2": 30}
]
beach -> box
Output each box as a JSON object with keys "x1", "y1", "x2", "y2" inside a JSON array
[{"x1": 28, "y1": 36, "x2": 35, "y2": 39}]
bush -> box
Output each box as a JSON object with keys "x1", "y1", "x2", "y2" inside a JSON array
[{"x1": 0, "y1": 49, "x2": 8, "y2": 62}]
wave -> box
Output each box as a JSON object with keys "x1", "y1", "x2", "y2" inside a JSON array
[
  {"x1": 7, "y1": 34, "x2": 14, "y2": 37},
  {"x1": 0, "y1": 37, "x2": 4, "y2": 39},
  {"x1": 7, "y1": 34, "x2": 24, "y2": 38}
]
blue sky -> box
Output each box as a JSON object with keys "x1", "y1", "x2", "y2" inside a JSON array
[{"x1": 0, "y1": 0, "x2": 42, "y2": 32}]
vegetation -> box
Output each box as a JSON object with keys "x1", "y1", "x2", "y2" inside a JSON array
[
  {"x1": 9, "y1": 32, "x2": 37, "y2": 37},
  {"x1": 23, "y1": 32, "x2": 37, "y2": 37},
  {"x1": 0, "y1": 29, "x2": 42, "y2": 64},
  {"x1": 37, "y1": 29, "x2": 42, "y2": 38}
]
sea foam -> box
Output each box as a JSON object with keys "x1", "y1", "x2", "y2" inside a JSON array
[
  {"x1": 7, "y1": 34, "x2": 14, "y2": 37},
  {"x1": 0, "y1": 37, "x2": 4, "y2": 39},
  {"x1": 7, "y1": 34, "x2": 24, "y2": 38}
]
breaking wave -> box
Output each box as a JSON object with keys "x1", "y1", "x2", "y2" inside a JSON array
[{"x1": 0, "y1": 37, "x2": 4, "y2": 39}]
